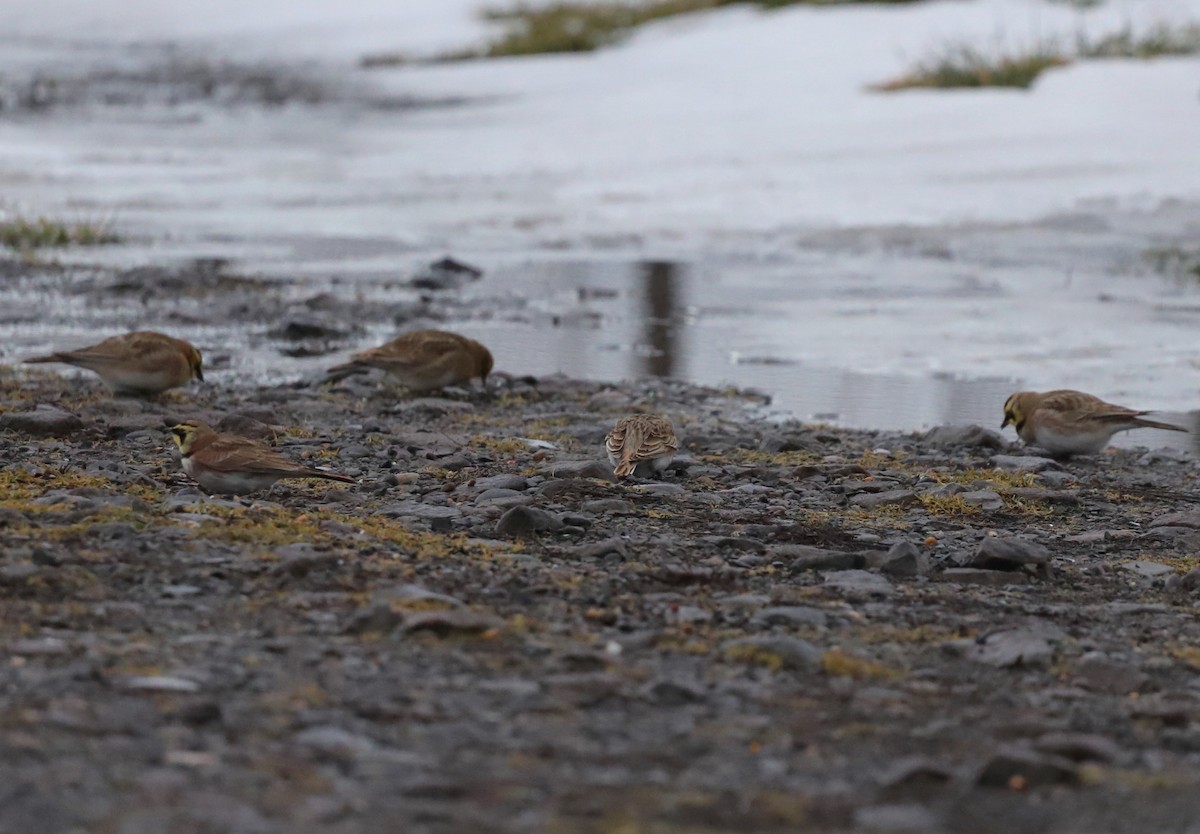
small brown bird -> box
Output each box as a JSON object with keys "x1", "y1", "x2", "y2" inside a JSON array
[
  {"x1": 605, "y1": 414, "x2": 679, "y2": 478},
  {"x1": 25, "y1": 330, "x2": 203, "y2": 395},
  {"x1": 1001, "y1": 389, "x2": 1186, "y2": 457},
  {"x1": 169, "y1": 420, "x2": 355, "y2": 495},
  {"x1": 326, "y1": 329, "x2": 493, "y2": 392}
]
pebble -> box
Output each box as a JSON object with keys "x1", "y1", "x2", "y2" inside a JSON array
[
  {"x1": 720, "y1": 636, "x2": 824, "y2": 672},
  {"x1": 990, "y1": 454, "x2": 1060, "y2": 472},
  {"x1": 495, "y1": 506, "x2": 563, "y2": 537},
  {"x1": 965, "y1": 622, "x2": 1065, "y2": 668},
  {"x1": 775, "y1": 545, "x2": 865, "y2": 572},
  {"x1": 1071, "y1": 652, "x2": 1149, "y2": 695},
  {"x1": 752, "y1": 606, "x2": 829, "y2": 628},
  {"x1": 877, "y1": 541, "x2": 929, "y2": 577},
  {"x1": 823, "y1": 570, "x2": 894, "y2": 597},
  {"x1": 922, "y1": 424, "x2": 1004, "y2": 449},
  {"x1": 959, "y1": 489, "x2": 1004, "y2": 511},
  {"x1": 0, "y1": 404, "x2": 85, "y2": 438},
  {"x1": 850, "y1": 489, "x2": 919, "y2": 509},
  {"x1": 970, "y1": 536, "x2": 1050, "y2": 572},
  {"x1": 976, "y1": 746, "x2": 1079, "y2": 788},
  {"x1": 936, "y1": 568, "x2": 1030, "y2": 586}
]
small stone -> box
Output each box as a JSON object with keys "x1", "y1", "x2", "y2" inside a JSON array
[
  {"x1": 571, "y1": 538, "x2": 628, "y2": 560},
  {"x1": 971, "y1": 536, "x2": 1050, "y2": 572},
  {"x1": 0, "y1": 405, "x2": 85, "y2": 438},
  {"x1": 1179, "y1": 568, "x2": 1200, "y2": 592},
  {"x1": 402, "y1": 609, "x2": 503, "y2": 636},
  {"x1": 936, "y1": 568, "x2": 1029, "y2": 586},
  {"x1": 642, "y1": 679, "x2": 706, "y2": 705},
  {"x1": 823, "y1": 570, "x2": 893, "y2": 597},
  {"x1": 977, "y1": 747, "x2": 1079, "y2": 788},
  {"x1": 966, "y1": 622, "x2": 1064, "y2": 668},
  {"x1": 496, "y1": 506, "x2": 563, "y2": 537},
  {"x1": 923, "y1": 424, "x2": 1004, "y2": 449},
  {"x1": 960, "y1": 489, "x2": 1004, "y2": 511},
  {"x1": 1120, "y1": 560, "x2": 1175, "y2": 580},
  {"x1": 1150, "y1": 511, "x2": 1200, "y2": 529},
  {"x1": 10, "y1": 637, "x2": 70, "y2": 655},
  {"x1": 721, "y1": 636, "x2": 823, "y2": 672},
  {"x1": 850, "y1": 489, "x2": 919, "y2": 509},
  {"x1": 118, "y1": 676, "x2": 201, "y2": 693},
  {"x1": 990, "y1": 454, "x2": 1061, "y2": 473},
  {"x1": 752, "y1": 606, "x2": 829, "y2": 628},
  {"x1": 775, "y1": 545, "x2": 865, "y2": 572},
  {"x1": 1033, "y1": 732, "x2": 1122, "y2": 763},
  {"x1": 1072, "y1": 652, "x2": 1148, "y2": 695},
  {"x1": 544, "y1": 460, "x2": 617, "y2": 482},
  {"x1": 474, "y1": 474, "x2": 530, "y2": 491},
  {"x1": 878, "y1": 542, "x2": 930, "y2": 577},
  {"x1": 580, "y1": 498, "x2": 635, "y2": 514},
  {"x1": 294, "y1": 726, "x2": 376, "y2": 761}
]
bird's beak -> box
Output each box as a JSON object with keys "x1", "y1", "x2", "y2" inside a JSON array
[
  {"x1": 195, "y1": 367, "x2": 205, "y2": 382},
  {"x1": 1000, "y1": 415, "x2": 1012, "y2": 429}
]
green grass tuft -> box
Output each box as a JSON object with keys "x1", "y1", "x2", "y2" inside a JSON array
[
  {"x1": 1078, "y1": 22, "x2": 1200, "y2": 59},
  {"x1": 873, "y1": 43, "x2": 1070, "y2": 91},
  {"x1": 0, "y1": 217, "x2": 118, "y2": 251}
]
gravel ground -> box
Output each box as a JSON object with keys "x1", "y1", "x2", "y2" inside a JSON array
[{"x1": 5, "y1": 260, "x2": 1200, "y2": 833}]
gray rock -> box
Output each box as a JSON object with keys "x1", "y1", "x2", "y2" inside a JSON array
[
  {"x1": 878, "y1": 757, "x2": 955, "y2": 798},
  {"x1": 544, "y1": 460, "x2": 617, "y2": 482},
  {"x1": 581, "y1": 498, "x2": 636, "y2": 514},
  {"x1": 960, "y1": 489, "x2": 1004, "y2": 511},
  {"x1": 118, "y1": 675, "x2": 201, "y2": 693},
  {"x1": 752, "y1": 606, "x2": 829, "y2": 628},
  {"x1": 473, "y1": 474, "x2": 530, "y2": 492},
  {"x1": 1036, "y1": 470, "x2": 1077, "y2": 487},
  {"x1": 878, "y1": 542, "x2": 930, "y2": 577},
  {"x1": 571, "y1": 538, "x2": 628, "y2": 560},
  {"x1": 10, "y1": 637, "x2": 70, "y2": 655},
  {"x1": 294, "y1": 726, "x2": 376, "y2": 761},
  {"x1": 721, "y1": 636, "x2": 823, "y2": 672},
  {"x1": 850, "y1": 489, "x2": 919, "y2": 509},
  {"x1": 636, "y1": 483, "x2": 685, "y2": 496},
  {"x1": 1150, "y1": 511, "x2": 1200, "y2": 529},
  {"x1": 642, "y1": 679, "x2": 706, "y2": 705},
  {"x1": 936, "y1": 568, "x2": 1030, "y2": 586},
  {"x1": 971, "y1": 536, "x2": 1050, "y2": 572},
  {"x1": 380, "y1": 501, "x2": 462, "y2": 532},
  {"x1": 1120, "y1": 560, "x2": 1175, "y2": 580},
  {"x1": 966, "y1": 622, "x2": 1065, "y2": 668},
  {"x1": 977, "y1": 747, "x2": 1079, "y2": 788},
  {"x1": 475, "y1": 487, "x2": 525, "y2": 503},
  {"x1": 496, "y1": 506, "x2": 563, "y2": 537},
  {"x1": 1180, "y1": 567, "x2": 1200, "y2": 592},
  {"x1": 0, "y1": 405, "x2": 85, "y2": 438},
  {"x1": 1072, "y1": 652, "x2": 1148, "y2": 695},
  {"x1": 1033, "y1": 732, "x2": 1122, "y2": 763},
  {"x1": 923, "y1": 424, "x2": 1004, "y2": 449},
  {"x1": 991, "y1": 454, "x2": 1061, "y2": 473},
  {"x1": 775, "y1": 545, "x2": 865, "y2": 572},
  {"x1": 854, "y1": 804, "x2": 941, "y2": 833},
  {"x1": 823, "y1": 570, "x2": 893, "y2": 596},
  {"x1": 402, "y1": 609, "x2": 504, "y2": 636}
]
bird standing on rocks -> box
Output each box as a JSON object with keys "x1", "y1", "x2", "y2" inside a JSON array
[
  {"x1": 325, "y1": 329, "x2": 493, "y2": 393},
  {"x1": 1001, "y1": 389, "x2": 1186, "y2": 457},
  {"x1": 605, "y1": 414, "x2": 679, "y2": 478},
  {"x1": 24, "y1": 330, "x2": 203, "y2": 395},
  {"x1": 169, "y1": 420, "x2": 355, "y2": 495}
]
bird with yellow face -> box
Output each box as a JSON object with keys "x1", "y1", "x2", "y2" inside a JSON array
[
  {"x1": 1002, "y1": 389, "x2": 1185, "y2": 457},
  {"x1": 25, "y1": 330, "x2": 203, "y2": 396},
  {"x1": 169, "y1": 420, "x2": 355, "y2": 495}
]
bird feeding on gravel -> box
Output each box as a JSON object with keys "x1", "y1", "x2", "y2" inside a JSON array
[
  {"x1": 169, "y1": 420, "x2": 355, "y2": 495},
  {"x1": 1001, "y1": 389, "x2": 1186, "y2": 457},
  {"x1": 605, "y1": 413, "x2": 679, "y2": 478},
  {"x1": 325, "y1": 329, "x2": 493, "y2": 393},
  {"x1": 25, "y1": 330, "x2": 203, "y2": 395}
]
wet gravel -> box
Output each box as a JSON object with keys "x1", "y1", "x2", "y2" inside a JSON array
[{"x1": 5, "y1": 355, "x2": 1200, "y2": 833}]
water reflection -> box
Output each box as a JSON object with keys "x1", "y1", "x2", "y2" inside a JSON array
[{"x1": 640, "y1": 260, "x2": 678, "y2": 379}]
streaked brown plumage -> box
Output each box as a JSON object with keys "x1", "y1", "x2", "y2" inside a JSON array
[
  {"x1": 25, "y1": 330, "x2": 203, "y2": 395},
  {"x1": 1001, "y1": 389, "x2": 1186, "y2": 457},
  {"x1": 605, "y1": 414, "x2": 678, "y2": 478},
  {"x1": 326, "y1": 329, "x2": 493, "y2": 392},
  {"x1": 169, "y1": 420, "x2": 355, "y2": 495}
]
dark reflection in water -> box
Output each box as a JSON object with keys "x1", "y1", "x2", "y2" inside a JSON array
[{"x1": 641, "y1": 260, "x2": 678, "y2": 379}]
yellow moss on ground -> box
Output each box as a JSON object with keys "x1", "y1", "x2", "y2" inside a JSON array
[{"x1": 821, "y1": 648, "x2": 902, "y2": 680}]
